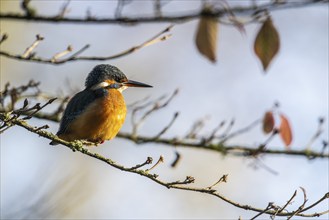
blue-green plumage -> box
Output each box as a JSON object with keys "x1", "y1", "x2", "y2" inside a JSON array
[
  {"x1": 50, "y1": 64, "x2": 152, "y2": 145},
  {"x1": 85, "y1": 64, "x2": 128, "y2": 88},
  {"x1": 57, "y1": 65, "x2": 129, "y2": 136}
]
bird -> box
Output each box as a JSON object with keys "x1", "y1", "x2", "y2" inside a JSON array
[{"x1": 50, "y1": 64, "x2": 152, "y2": 145}]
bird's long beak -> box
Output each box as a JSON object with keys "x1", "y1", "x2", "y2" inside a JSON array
[{"x1": 123, "y1": 80, "x2": 152, "y2": 88}]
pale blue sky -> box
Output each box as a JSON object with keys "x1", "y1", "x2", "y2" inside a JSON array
[{"x1": 1, "y1": 1, "x2": 328, "y2": 219}]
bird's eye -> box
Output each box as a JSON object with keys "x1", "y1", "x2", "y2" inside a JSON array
[{"x1": 110, "y1": 83, "x2": 121, "y2": 89}]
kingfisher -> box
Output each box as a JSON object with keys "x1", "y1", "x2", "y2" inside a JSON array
[{"x1": 50, "y1": 64, "x2": 152, "y2": 145}]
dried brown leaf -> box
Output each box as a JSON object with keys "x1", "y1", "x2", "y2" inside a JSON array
[
  {"x1": 195, "y1": 12, "x2": 218, "y2": 63},
  {"x1": 254, "y1": 17, "x2": 280, "y2": 72},
  {"x1": 279, "y1": 114, "x2": 293, "y2": 148},
  {"x1": 263, "y1": 111, "x2": 275, "y2": 134}
]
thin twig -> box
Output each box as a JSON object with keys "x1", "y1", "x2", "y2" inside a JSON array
[
  {"x1": 51, "y1": 45, "x2": 73, "y2": 61},
  {"x1": 171, "y1": 151, "x2": 181, "y2": 168},
  {"x1": 207, "y1": 174, "x2": 228, "y2": 189},
  {"x1": 218, "y1": 118, "x2": 235, "y2": 141},
  {"x1": 287, "y1": 187, "x2": 309, "y2": 220},
  {"x1": 33, "y1": 124, "x2": 49, "y2": 132},
  {"x1": 153, "y1": 112, "x2": 179, "y2": 139},
  {"x1": 65, "y1": 44, "x2": 90, "y2": 59},
  {"x1": 115, "y1": 0, "x2": 133, "y2": 18},
  {"x1": 185, "y1": 117, "x2": 208, "y2": 139},
  {"x1": 219, "y1": 118, "x2": 261, "y2": 143},
  {"x1": 299, "y1": 192, "x2": 329, "y2": 213},
  {"x1": 21, "y1": 0, "x2": 35, "y2": 17},
  {"x1": 21, "y1": 98, "x2": 57, "y2": 120},
  {"x1": 22, "y1": 34, "x2": 44, "y2": 58},
  {"x1": 127, "y1": 157, "x2": 153, "y2": 171},
  {"x1": 131, "y1": 88, "x2": 178, "y2": 136},
  {"x1": 305, "y1": 117, "x2": 325, "y2": 150},
  {"x1": 204, "y1": 120, "x2": 226, "y2": 144},
  {"x1": 0, "y1": 33, "x2": 8, "y2": 44},
  {"x1": 145, "y1": 155, "x2": 164, "y2": 172},
  {"x1": 278, "y1": 190, "x2": 297, "y2": 213},
  {"x1": 167, "y1": 176, "x2": 195, "y2": 186},
  {"x1": 57, "y1": 0, "x2": 71, "y2": 18},
  {"x1": 250, "y1": 202, "x2": 273, "y2": 220},
  {"x1": 0, "y1": 26, "x2": 172, "y2": 65}
]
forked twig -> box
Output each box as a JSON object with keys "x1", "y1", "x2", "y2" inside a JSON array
[
  {"x1": 22, "y1": 34, "x2": 44, "y2": 58},
  {"x1": 127, "y1": 157, "x2": 153, "y2": 171},
  {"x1": 0, "y1": 25, "x2": 173, "y2": 64}
]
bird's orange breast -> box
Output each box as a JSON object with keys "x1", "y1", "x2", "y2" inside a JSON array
[{"x1": 60, "y1": 90, "x2": 126, "y2": 142}]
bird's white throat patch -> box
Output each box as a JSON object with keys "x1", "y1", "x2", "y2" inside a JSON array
[{"x1": 117, "y1": 86, "x2": 128, "y2": 93}]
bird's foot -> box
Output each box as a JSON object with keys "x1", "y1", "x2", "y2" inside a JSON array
[{"x1": 92, "y1": 139, "x2": 105, "y2": 145}]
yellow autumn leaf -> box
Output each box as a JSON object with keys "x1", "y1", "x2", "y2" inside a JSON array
[
  {"x1": 195, "y1": 12, "x2": 218, "y2": 63},
  {"x1": 254, "y1": 17, "x2": 280, "y2": 72}
]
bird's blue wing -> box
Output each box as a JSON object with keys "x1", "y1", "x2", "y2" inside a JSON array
[{"x1": 57, "y1": 89, "x2": 98, "y2": 135}]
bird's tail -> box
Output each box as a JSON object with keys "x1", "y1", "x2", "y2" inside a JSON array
[{"x1": 49, "y1": 140, "x2": 59, "y2": 145}]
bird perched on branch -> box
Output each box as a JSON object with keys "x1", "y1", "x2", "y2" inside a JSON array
[{"x1": 50, "y1": 64, "x2": 152, "y2": 145}]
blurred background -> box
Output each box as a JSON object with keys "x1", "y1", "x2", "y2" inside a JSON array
[{"x1": 1, "y1": 0, "x2": 328, "y2": 219}]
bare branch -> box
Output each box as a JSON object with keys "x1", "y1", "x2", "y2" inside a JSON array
[
  {"x1": 0, "y1": 83, "x2": 328, "y2": 160},
  {"x1": 2, "y1": 1, "x2": 325, "y2": 65},
  {"x1": 1, "y1": 108, "x2": 327, "y2": 159},
  {"x1": 0, "y1": 26, "x2": 172, "y2": 65},
  {"x1": 117, "y1": 132, "x2": 329, "y2": 159},
  {"x1": 1, "y1": 1, "x2": 327, "y2": 24},
  {"x1": 0, "y1": 112, "x2": 327, "y2": 218}
]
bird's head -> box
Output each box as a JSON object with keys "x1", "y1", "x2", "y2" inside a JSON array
[{"x1": 85, "y1": 64, "x2": 152, "y2": 92}]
